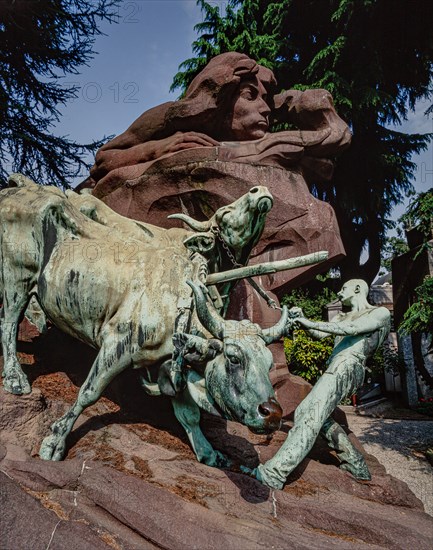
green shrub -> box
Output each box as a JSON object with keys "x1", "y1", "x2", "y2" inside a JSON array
[
  {"x1": 282, "y1": 280, "x2": 337, "y2": 384},
  {"x1": 281, "y1": 285, "x2": 337, "y2": 320},
  {"x1": 399, "y1": 276, "x2": 433, "y2": 335},
  {"x1": 284, "y1": 330, "x2": 334, "y2": 384}
]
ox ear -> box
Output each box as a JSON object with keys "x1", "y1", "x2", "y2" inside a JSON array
[
  {"x1": 183, "y1": 232, "x2": 215, "y2": 255},
  {"x1": 173, "y1": 333, "x2": 222, "y2": 370}
]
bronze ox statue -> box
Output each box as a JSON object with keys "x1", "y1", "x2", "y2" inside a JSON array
[
  {"x1": 0, "y1": 176, "x2": 277, "y2": 467},
  {"x1": 0, "y1": 175, "x2": 326, "y2": 468}
]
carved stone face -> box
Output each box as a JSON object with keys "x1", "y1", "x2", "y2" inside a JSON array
[
  {"x1": 337, "y1": 282, "x2": 356, "y2": 306},
  {"x1": 228, "y1": 78, "x2": 271, "y2": 141}
]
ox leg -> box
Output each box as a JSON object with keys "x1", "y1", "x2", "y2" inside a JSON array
[
  {"x1": 172, "y1": 388, "x2": 232, "y2": 468},
  {"x1": 1, "y1": 291, "x2": 31, "y2": 395},
  {"x1": 39, "y1": 343, "x2": 130, "y2": 461}
]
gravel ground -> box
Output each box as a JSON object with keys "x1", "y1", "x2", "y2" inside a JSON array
[{"x1": 346, "y1": 412, "x2": 433, "y2": 516}]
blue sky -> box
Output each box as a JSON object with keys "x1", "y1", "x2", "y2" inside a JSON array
[
  {"x1": 58, "y1": 0, "x2": 202, "y2": 167},
  {"x1": 55, "y1": 0, "x2": 432, "y2": 222}
]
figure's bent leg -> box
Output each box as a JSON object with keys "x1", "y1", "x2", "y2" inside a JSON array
[
  {"x1": 255, "y1": 373, "x2": 340, "y2": 489},
  {"x1": 1, "y1": 288, "x2": 31, "y2": 395},
  {"x1": 172, "y1": 388, "x2": 231, "y2": 468},
  {"x1": 40, "y1": 341, "x2": 131, "y2": 460},
  {"x1": 321, "y1": 418, "x2": 371, "y2": 480}
]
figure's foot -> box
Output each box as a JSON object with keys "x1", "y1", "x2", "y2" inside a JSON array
[
  {"x1": 39, "y1": 434, "x2": 66, "y2": 461},
  {"x1": 253, "y1": 465, "x2": 285, "y2": 490},
  {"x1": 340, "y1": 462, "x2": 371, "y2": 481},
  {"x1": 2, "y1": 368, "x2": 31, "y2": 395}
]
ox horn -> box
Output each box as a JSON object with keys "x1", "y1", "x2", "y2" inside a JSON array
[
  {"x1": 186, "y1": 280, "x2": 224, "y2": 340},
  {"x1": 261, "y1": 306, "x2": 290, "y2": 345},
  {"x1": 168, "y1": 214, "x2": 212, "y2": 232}
]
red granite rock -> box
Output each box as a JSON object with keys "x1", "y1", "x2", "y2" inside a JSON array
[
  {"x1": 1, "y1": 341, "x2": 432, "y2": 550},
  {"x1": 93, "y1": 150, "x2": 345, "y2": 298},
  {"x1": 85, "y1": 53, "x2": 349, "y2": 299}
]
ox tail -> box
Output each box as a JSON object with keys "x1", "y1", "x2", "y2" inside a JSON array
[
  {"x1": 139, "y1": 373, "x2": 162, "y2": 396},
  {"x1": 8, "y1": 173, "x2": 39, "y2": 188}
]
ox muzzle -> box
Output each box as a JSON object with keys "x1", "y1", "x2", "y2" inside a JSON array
[{"x1": 256, "y1": 397, "x2": 283, "y2": 433}]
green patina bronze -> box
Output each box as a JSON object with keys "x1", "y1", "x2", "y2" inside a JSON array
[
  {"x1": 0, "y1": 174, "x2": 327, "y2": 471},
  {"x1": 253, "y1": 279, "x2": 391, "y2": 489}
]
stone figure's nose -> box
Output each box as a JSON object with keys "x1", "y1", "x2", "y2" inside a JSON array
[
  {"x1": 258, "y1": 398, "x2": 282, "y2": 431},
  {"x1": 258, "y1": 97, "x2": 271, "y2": 118}
]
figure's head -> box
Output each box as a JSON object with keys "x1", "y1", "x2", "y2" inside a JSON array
[
  {"x1": 337, "y1": 279, "x2": 369, "y2": 307},
  {"x1": 227, "y1": 75, "x2": 272, "y2": 140},
  {"x1": 169, "y1": 52, "x2": 276, "y2": 141}
]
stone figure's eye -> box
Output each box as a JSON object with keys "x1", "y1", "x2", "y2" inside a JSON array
[
  {"x1": 225, "y1": 349, "x2": 241, "y2": 366},
  {"x1": 225, "y1": 344, "x2": 243, "y2": 368},
  {"x1": 240, "y1": 86, "x2": 257, "y2": 101}
]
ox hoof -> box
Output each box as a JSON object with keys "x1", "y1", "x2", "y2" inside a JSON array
[
  {"x1": 39, "y1": 435, "x2": 66, "y2": 461},
  {"x1": 3, "y1": 372, "x2": 31, "y2": 395},
  {"x1": 203, "y1": 450, "x2": 232, "y2": 469}
]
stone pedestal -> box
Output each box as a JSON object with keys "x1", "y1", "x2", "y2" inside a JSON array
[
  {"x1": 2, "y1": 346, "x2": 432, "y2": 549},
  {"x1": 93, "y1": 149, "x2": 346, "y2": 369},
  {"x1": 93, "y1": 148, "x2": 345, "y2": 298}
]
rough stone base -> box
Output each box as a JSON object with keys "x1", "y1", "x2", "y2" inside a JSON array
[{"x1": 1, "y1": 327, "x2": 432, "y2": 549}]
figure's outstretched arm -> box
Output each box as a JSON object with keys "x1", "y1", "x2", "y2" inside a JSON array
[
  {"x1": 89, "y1": 98, "x2": 220, "y2": 182},
  {"x1": 296, "y1": 308, "x2": 390, "y2": 337},
  {"x1": 273, "y1": 88, "x2": 352, "y2": 156},
  {"x1": 287, "y1": 307, "x2": 330, "y2": 340},
  {"x1": 302, "y1": 325, "x2": 333, "y2": 340},
  {"x1": 91, "y1": 131, "x2": 219, "y2": 182}
]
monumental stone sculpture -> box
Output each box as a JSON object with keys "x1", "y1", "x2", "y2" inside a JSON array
[
  {"x1": 249, "y1": 279, "x2": 391, "y2": 489},
  {"x1": 83, "y1": 52, "x2": 350, "y2": 296},
  {"x1": 0, "y1": 175, "x2": 326, "y2": 468}
]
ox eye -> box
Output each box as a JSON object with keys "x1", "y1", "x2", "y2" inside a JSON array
[{"x1": 227, "y1": 354, "x2": 240, "y2": 365}]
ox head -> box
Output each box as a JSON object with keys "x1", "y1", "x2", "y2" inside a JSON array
[
  {"x1": 182, "y1": 281, "x2": 285, "y2": 434},
  {"x1": 168, "y1": 186, "x2": 273, "y2": 265}
]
